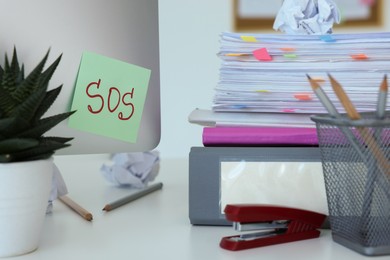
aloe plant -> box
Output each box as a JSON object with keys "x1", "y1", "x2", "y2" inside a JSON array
[{"x1": 0, "y1": 48, "x2": 75, "y2": 162}]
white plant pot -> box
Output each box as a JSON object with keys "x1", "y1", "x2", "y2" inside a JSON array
[{"x1": 0, "y1": 158, "x2": 53, "y2": 257}]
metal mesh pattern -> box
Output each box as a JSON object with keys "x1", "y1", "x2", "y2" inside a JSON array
[{"x1": 312, "y1": 114, "x2": 390, "y2": 249}]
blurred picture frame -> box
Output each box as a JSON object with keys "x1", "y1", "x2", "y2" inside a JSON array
[{"x1": 233, "y1": 0, "x2": 383, "y2": 32}]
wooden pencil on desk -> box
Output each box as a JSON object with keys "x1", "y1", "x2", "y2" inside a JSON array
[
  {"x1": 59, "y1": 195, "x2": 93, "y2": 221},
  {"x1": 103, "y1": 182, "x2": 163, "y2": 212}
]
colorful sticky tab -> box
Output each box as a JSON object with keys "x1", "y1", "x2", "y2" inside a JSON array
[
  {"x1": 253, "y1": 48, "x2": 272, "y2": 61},
  {"x1": 351, "y1": 53, "x2": 368, "y2": 60},
  {"x1": 68, "y1": 52, "x2": 151, "y2": 143},
  {"x1": 240, "y1": 35, "x2": 257, "y2": 42},
  {"x1": 320, "y1": 35, "x2": 336, "y2": 42},
  {"x1": 225, "y1": 53, "x2": 250, "y2": 57},
  {"x1": 280, "y1": 47, "x2": 296, "y2": 52},
  {"x1": 255, "y1": 90, "x2": 270, "y2": 93},
  {"x1": 284, "y1": 53, "x2": 297, "y2": 58},
  {"x1": 294, "y1": 93, "x2": 313, "y2": 101},
  {"x1": 282, "y1": 108, "x2": 296, "y2": 113}
]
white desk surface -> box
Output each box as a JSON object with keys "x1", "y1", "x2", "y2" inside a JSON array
[{"x1": 5, "y1": 154, "x2": 389, "y2": 260}]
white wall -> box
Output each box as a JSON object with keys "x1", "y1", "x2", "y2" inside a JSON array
[
  {"x1": 157, "y1": 0, "x2": 232, "y2": 159},
  {"x1": 157, "y1": 0, "x2": 389, "y2": 159}
]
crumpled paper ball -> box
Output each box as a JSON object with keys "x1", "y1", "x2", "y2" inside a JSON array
[
  {"x1": 100, "y1": 151, "x2": 160, "y2": 188},
  {"x1": 273, "y1": 0, "x2": 340, "y2": 35}
]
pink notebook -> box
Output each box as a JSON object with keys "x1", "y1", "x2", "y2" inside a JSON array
[{"x1": 202, "y1": 127, "x2": 318, "y2": 146}]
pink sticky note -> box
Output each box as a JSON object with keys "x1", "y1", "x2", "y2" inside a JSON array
[{"x1": 253, "y1": 48, "x2": 272, "y2": 61}]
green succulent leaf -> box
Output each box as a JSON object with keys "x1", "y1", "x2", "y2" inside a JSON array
[
  {"x1": 10, "y1": 48, "x2": 21, "y2": 84},
  {"x1": 0, "y1": 138, "x2": 38, "y2": 154},
  {"x1": 0, "y1": 117, "x2": 29, "y2": 138},
  {"x1": 33, "y1": 85, "x2": 62, "y2": 122},
  {"x1": 1, "y1": 54, "x2": 16, "y2": 93},
  {"x1": 0, "y1": 61, "x2": 3, "y2": 82},
  {"x1": 0, "y1": 138, "x2": 70, "y2": 162},
  {"x1": 16, "y1": 111, "x2": 75, "y2": 139},
  {"x1": 42, "y1": 136, "x2": 74, "y2": 144},
  {"x1": 0, "y1": 48, "x2": 75, "y2": 162},
  {"x1": 11, "y1": 84, "x2": 47, "y2": 121},
  {"x1": 0, "y1": 86, "x2": 17, "y2": 117},
  {"x1": 38, "y1": 53, "x2": 62, "y2": 89},
  {"x1": 11, "y1": 50, "x2": 48, "y2": 103}
]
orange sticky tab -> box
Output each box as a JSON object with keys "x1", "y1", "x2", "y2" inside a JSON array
[
  {"x1": 240, "y1": 35, "x2": 257, "y2": 42},
  {"x1": 280, "y1": 47, "x2": 296, "y2": 52},
  {"x1": 253, "y1": 48, "x2": 272, "y2": 61},
  {"x1": 294, "y1": 93, "x2": 313, "y2": 101},
  {"x1": 351, "y1": 54, "x2": 368, "y2": 60}
]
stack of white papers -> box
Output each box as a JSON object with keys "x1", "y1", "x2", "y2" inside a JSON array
[{"x1": 214, "y1": 32, "x2": 390, "y2": 115}]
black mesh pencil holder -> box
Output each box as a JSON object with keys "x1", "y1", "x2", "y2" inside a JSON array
[{"x1": 311, "y1": 112, "x2": 390, "y2": 256}]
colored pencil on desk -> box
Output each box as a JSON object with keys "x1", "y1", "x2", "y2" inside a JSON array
[
  {"x1": 328, "y1": 74, "x2": 390, "y2": 234},
  {"x1": 327, "y1": 74, "x2": 361, "y2": 120},
  {"x1": 377, "y1": 75, "x2": 388, "y2": 119},
  {"x1": 307, "y1": 74, "x2": 372, "y2": 163},
  {"x1": 374, "y1": 75, "x2": 388, "y2": 142},
  {"x1": 308, "y1": 74, "x2": 364, "y2": 152},
  {"x1": 327, "y1": 74, "x2": 390, "y2": 175},
  {"x1": 102, "y1": 182, "x2": 163, "y2": 212},
  {"x1": 59, "y1": 195, "x2": 93, "y2": 221},
  {"x1": 307, "y1": 74, "x2": 339, "y2": 117}
]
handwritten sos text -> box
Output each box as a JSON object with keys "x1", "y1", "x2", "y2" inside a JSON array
[{"x1": 86, "y1": 79, "x2": 135, "y2": 120}]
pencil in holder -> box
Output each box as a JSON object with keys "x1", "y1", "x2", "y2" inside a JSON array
[{"x1": 311, "y1": 112, "x2": 390, "y2": 256}]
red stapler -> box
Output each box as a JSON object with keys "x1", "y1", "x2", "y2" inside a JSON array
[{"x1": 220, "y1": 204, "x2": 326, "y2": 251}]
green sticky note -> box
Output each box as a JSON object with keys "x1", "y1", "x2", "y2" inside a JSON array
[{"x1": 68, "y1": 52, "x2": 151, "y2": 143}]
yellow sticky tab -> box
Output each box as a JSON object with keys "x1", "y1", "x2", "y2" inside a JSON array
[
  {"x1": 226, "y1": 53, "x2": 250, "y2": 57},
  {"x1": 255, "y1": 90, "x2": 269, "y2": 93},
  {"x1": 240, "y1": 35, "x2": 257, "y2": 42}
]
